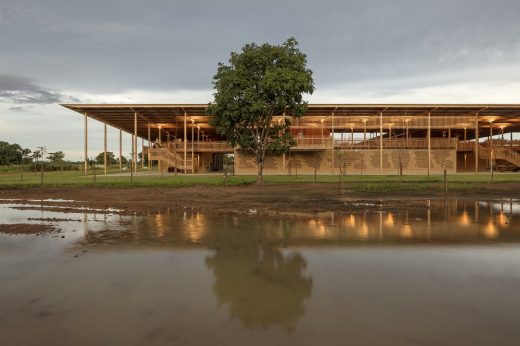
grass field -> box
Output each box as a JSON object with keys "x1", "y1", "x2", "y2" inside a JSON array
[{"x1": 0, "y1": 169, "x2": 518, "y2": 192}]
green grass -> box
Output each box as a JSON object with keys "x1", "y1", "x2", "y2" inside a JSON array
[
  {"x1": 0, "y1": 170, "x2": 255, "y2": 188},
  {"x1": 0, "y1": 169, "x2": 518, "y2": 192}
]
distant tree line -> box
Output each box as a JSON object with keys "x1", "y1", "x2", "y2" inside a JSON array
[
  {"x1": 0, "y1": 141, "x2": 77, "y2": 172},
  {"x1": 0, "y1": 140, "x2": 148, "y2": 173}
]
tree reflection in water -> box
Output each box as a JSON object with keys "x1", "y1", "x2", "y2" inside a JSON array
[{"x1": 205, "y1": 246, "x2": 312, "y2": 332}]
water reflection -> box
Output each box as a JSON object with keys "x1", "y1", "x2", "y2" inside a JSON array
[
  {"x1": 205, "y1": 247, "x2": 312, "y2": 331},
  {"x1": 3, "y1": 199, "x2": 520, "y2": 336},
  {"x1": 77, "y1": 199, "x2": 520, "y2": 247}
]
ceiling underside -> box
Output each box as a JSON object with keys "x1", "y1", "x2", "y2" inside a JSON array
[{"x1": 61, "y1": 104, "x2": 520, "y2": 140}]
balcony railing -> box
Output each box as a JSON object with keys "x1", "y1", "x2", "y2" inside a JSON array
[
  {"x1": 147, "y1": 137, "x2": 459, "y2": 153},
  {"x1": 335, "y1": 138, "x2": 457, "y2": 150},
  {"x1": 293, "y1": 137, "x2": 333, "y2": 150}
]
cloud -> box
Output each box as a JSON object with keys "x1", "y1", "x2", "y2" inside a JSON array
[
  {"x1": 8, "y1": 105, "x2": 34, "y2": 112},
  {"x1": 0, "y1": 74, "x2": 80, "y2": 104}
]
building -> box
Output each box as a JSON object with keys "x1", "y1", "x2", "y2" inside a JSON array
[{"x1": 61, "y1": 104, "x2": 520, "y2": 175}]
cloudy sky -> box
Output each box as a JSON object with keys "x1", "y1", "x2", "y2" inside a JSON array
[{"x1": 1, "y1": 0, "x2": 520, "y2": 160}]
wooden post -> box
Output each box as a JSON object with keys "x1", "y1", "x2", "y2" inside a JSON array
[
  {"x1": 427, "y1": 112, "x2": 431, "y2": 179},
  {"x1": 134, "y1": 112, "x2": 138, "y2": 174},
  {"x1": 141, "y1": 138, "x2": 144, "y2": 169},
  {"x1": 380, "y1": 111, "x2": 383, "y2": 174},
  {"x1": 147, "y1": 123, "x2": 151, "y2": 172},
  {"x1": 475, "y1": 113, "x2": 479, "y2": 173},
  {"x1": 184, "y1": 112, "x2": 187, "y2": 175},
  {"x1": 84, "y1": 113, "x2": 88, "y2": 175},
  {"x1": 191, "y1": 122, "x2": 195, "y2": 173},
  {"x1": 157, "y1": 126, "x2": 161, "y2": 173},
  {"x1": 406, "y1": 120, "x2": 409, "y2": 145},
  {"x1": 103, "y1": 123, "x2": 107, "y2": 175},
  {"x1": 464, "y1": 127, "x2": 467, "y2": 170},
  {"x1": 119, "y1": 129, "x2": 122, "y2": 173},
  {"x1": 490, "y1": 121, "x2": 493, "y2": 178},
  {"x1": 331, "y1": 111, "x2": 335, "y2": 172}
]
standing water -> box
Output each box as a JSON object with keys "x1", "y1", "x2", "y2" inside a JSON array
[{"x1": 1, "y1": 199, "x2": 520, "y2": 345}]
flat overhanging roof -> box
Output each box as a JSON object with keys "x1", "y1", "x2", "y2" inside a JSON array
[{"x1": 61, "y1": 103, "x2": 520, "y2": 140}]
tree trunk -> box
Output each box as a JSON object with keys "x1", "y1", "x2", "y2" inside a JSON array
[
  {"x1": 256, "y1": 151, "x2": 265, "y2": 183},
  {"x1": 257, "y1": 159, "x2": 264, "y2": 183}
]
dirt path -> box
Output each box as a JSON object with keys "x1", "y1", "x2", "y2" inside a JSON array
[{"x1": 2, "y1": 183, "x2": 520, "y2": 217}]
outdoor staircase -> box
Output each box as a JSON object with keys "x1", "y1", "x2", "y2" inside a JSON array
[
  {"x1": 148, "y1": 147, "x2": 194, "y2": 173},
  {"x1": 459, "y1": 141, "x2": 520, "y2": 168},
  {"x1": 477, "y1": 144, "x2": 520, "y2": 168}
]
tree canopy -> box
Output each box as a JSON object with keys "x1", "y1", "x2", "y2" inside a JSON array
[
  {"x1": 0, "y1": 141, "x2": 25, "y2": 165},
  {"x1": 208, "y1": 37, "x2": 314, "y2": 181},
  {"x1": 48, "y1": 151, "x2": 65, "y2": 164},
  {"x1": 95, "y1": 151, "x2": 116, "y2": 165}
]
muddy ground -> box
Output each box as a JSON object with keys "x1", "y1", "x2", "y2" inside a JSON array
[
  {"x1": 0, "y1": 223, "x2": 56, "y2": 235},
  {"x1": 2, "y1": 183, "x2": 520, "y2": 217}
]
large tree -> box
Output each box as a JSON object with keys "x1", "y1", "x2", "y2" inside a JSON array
[
  {"x1": 208, "y1": 37, "x2": 314, "y2": 182},
  {"x1": 48, "y1": 151, "x2": 65, "y2": 172},
  {"x1": 95, "y1": 151, "x2": 116, "y2": 165},
  {"x1": 0, "y1": 141, "x2": 23, "y2": 165}
]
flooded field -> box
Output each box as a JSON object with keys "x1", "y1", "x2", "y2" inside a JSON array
[{"x1": 1, "y1": 199, "x2": 520, "y2": 345}]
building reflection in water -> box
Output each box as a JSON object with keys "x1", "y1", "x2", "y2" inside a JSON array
[
  {"x1": 155, "y1": 212, "x2": 166, "y2": 238},
  {"x1": 78, "y1": 198, "x2": 520, "y2": 331},
  {"x1": 460, "y1": 210, "x2": 470, "y2": 226},
  {"x1": 81, "y1": 199, "x2": 520, "y2": 247},
  {"x1": 184, "y1": 212, "x2": 206, "y2": 243}
]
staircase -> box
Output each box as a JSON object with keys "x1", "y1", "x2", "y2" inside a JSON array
[
  {"x1": 148, "y1": 147, "x2": 194, "y2": 173},
  {"x1": 478, "y1": 145, "x2": 520, "y2": 168}
]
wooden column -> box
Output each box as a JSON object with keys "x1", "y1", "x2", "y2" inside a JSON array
[
  {"x1": 141, "y1": 138, "x2": 144, "y2": 169},
  {"x1": 463, "y1": 127, "x2": 467, "y2": 170},
  {"x1": 406, "y1": 120, "x2": 409, "y2": 144},
  {"x1": 134, "y1": 112, "x2": 138, "y2": 174},
  {"x1": 379, "y1": 111, "x2": 383, "y2": 174},
  {"x1": 103, "y1": 123, "x2": 107, "y2": 174},
  {"x1": 119, "y1": 129, "x2": 122, "y2": 173},
  {"x1": 490, "y1": 122, "x2": 493, "y2": 174},
  {"x1": 331, "y1": 112, "x2": 334, "y2": 171},
  {"x1": 147, "y1": 124, "x2": 151, "y2": 172},
  {"x1": 427, "y1": 112, "x2": 431, "y2": 178},
  {"x1": 184, "y1": 112, "x2": 187, "y2": 175},
  {"x1": 191, "y1": 122, "x2": 194, "y2": 173},
  {"x1": 475, "y1": 113, "x2": 479, "y2": 173},
  {"x1": 84, "y1": 113, "x2": 88, "y2": 175}
]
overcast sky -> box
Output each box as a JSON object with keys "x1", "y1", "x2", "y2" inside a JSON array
[{"x1": 1, "y1": 0, "x2": 520, "y2": 160}]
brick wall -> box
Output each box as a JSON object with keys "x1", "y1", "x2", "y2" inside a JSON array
[{"x1": 235, "y1": 149, "x2": 457, "y2": 175}]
